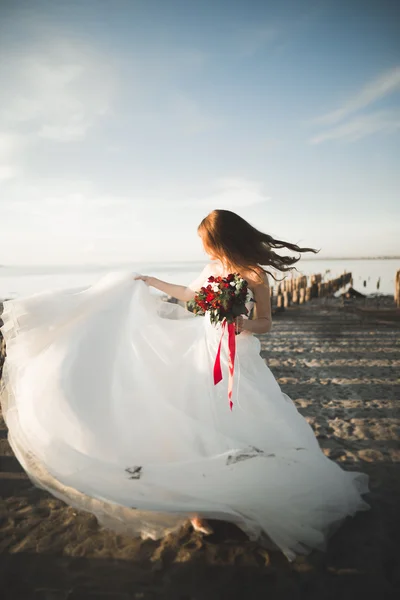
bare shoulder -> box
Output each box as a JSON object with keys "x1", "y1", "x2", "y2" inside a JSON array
[
  {"x1": 242, "y1": 268, "x2": 270, "y2": 291},
  {"x1": 244, "y1": 269, "x2": 272, "y2": 321}
]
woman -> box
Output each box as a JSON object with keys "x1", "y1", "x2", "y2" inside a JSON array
[{"x1": 0, "y1": 209, "x2": 369, "y2": 561}]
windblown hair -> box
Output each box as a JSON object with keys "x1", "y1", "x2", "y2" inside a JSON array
[{"x1": 197, "y1": 209, "x2": 319, "y2": 282}]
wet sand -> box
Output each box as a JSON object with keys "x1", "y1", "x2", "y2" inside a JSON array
[{"x1": 0, "y1": 300, "x2": 399, "y2": 599}]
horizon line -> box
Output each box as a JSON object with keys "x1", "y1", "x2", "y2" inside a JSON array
[{"x1": 1, "y1": 255, "x2": 400, "y2": 268}]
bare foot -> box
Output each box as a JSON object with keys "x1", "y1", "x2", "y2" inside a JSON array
[{"x1": 190, "y1": 517, "x2": 214, "y2": 535}]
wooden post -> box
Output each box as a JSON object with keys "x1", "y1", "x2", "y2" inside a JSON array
[
  {"x1": 311, "y1": 282, "x2": 319, "y2": 298},
  {"x1": 396, "y1": 269, "x2": 400, "y2": 307}
]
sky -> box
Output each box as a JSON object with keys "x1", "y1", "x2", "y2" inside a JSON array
[{"x1": 0, "y1": 0, "x2": 399, "y2": 265}]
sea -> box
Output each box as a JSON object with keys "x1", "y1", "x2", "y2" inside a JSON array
[{"x1": 0, "y1": 259, "x2": 399, "y2": 302}]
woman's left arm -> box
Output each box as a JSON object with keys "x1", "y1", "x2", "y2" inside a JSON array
[{"x1": 238, "y1": 274, "x2": 272, "y2": 335}]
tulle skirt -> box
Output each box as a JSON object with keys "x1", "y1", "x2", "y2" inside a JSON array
[{"x1": 0, "y1": 271, "x2": 369, "y2": 560}]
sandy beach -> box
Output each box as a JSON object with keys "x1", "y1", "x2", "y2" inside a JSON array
[{"x1": 0, "y1": 299, "x2": 399, "y2": 599}]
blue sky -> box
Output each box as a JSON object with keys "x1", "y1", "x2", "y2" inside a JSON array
[{"x1": 0, "y1": 0, "x2": 399, "y2": 265}]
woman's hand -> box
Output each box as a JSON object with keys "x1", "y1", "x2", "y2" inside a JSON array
[
  {"x1": 134, "y1": 275, "x2": 153, "y2": 286},
  {"x1": 235, "y1": 316, "x2": 246, "y2": 334}
]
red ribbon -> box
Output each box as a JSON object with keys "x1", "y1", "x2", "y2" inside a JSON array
[{"x1": 213, "y1": 321, "x2": 237, "y2": 410}]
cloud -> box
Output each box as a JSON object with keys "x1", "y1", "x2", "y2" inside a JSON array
[
  {"x1": 310, "y1": 66, "x2": 400, "y2": 143},
  {"x1": 0, "y1": 165, "x2": 19, "y2": 181},
  {"x1": 0, "y1": 132, "x2": 25, "y2": 156},
  {"x1": 0, "y1": 37, "x2": 115, "y2": 143},
  {"x1": 310, "y1": 109, "x2": 400, "y2": 144},
  {"x1": 0, "y1": 132, "x2": 26, "y2": 184},
  {"x1": 314, "y1": 66, "x2": 400, "y2": 125},
  {"x1": 174, "y1": 178, "x2": 270, "y2": 208},
  {"x1": 0, "y1": 175, "x2": 148, "y2": 263},
  {"x1": 0, "y1": 174, "x2": 163, "y2": 264},
  {"x1": 2, "y1": 185, "x2": 138, "y2": 233}
]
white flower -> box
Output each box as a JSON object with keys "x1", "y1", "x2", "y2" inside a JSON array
[
  {"x1": 212, "y1": 284, "x2": 220, "y2": 292},
  {"x1": 230, "y1": 282, "x2": 236, "y2": 287}
]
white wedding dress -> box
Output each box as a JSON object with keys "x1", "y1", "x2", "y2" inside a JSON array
[{"x1": 0, "y1": 267, "x2": 369, "y2": 560}]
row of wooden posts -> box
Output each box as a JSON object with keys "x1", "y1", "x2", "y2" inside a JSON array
[{"x1": 271, "y1": 272, "x2": 353, "y2": 309}]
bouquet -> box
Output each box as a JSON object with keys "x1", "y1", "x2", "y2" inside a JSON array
[
  {"x1": 193, "y1": 274, "x2": 252, "y2": 410},
  {"x1": 193, "y1": 273, "x2": 250, "y2": 324}
]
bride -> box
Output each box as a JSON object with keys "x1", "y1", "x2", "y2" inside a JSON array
[{"x1": 0, "y1": 209, "x2": 369, "y2": 561}]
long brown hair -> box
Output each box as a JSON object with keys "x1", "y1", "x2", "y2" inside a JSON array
[{"x1": 197, "y1": 209, "x2": 319, "y2": 282}]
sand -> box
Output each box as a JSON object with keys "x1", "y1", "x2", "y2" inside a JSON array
[{"x1": 0, "y1": 299, "x2": 399, "y2": 599}]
